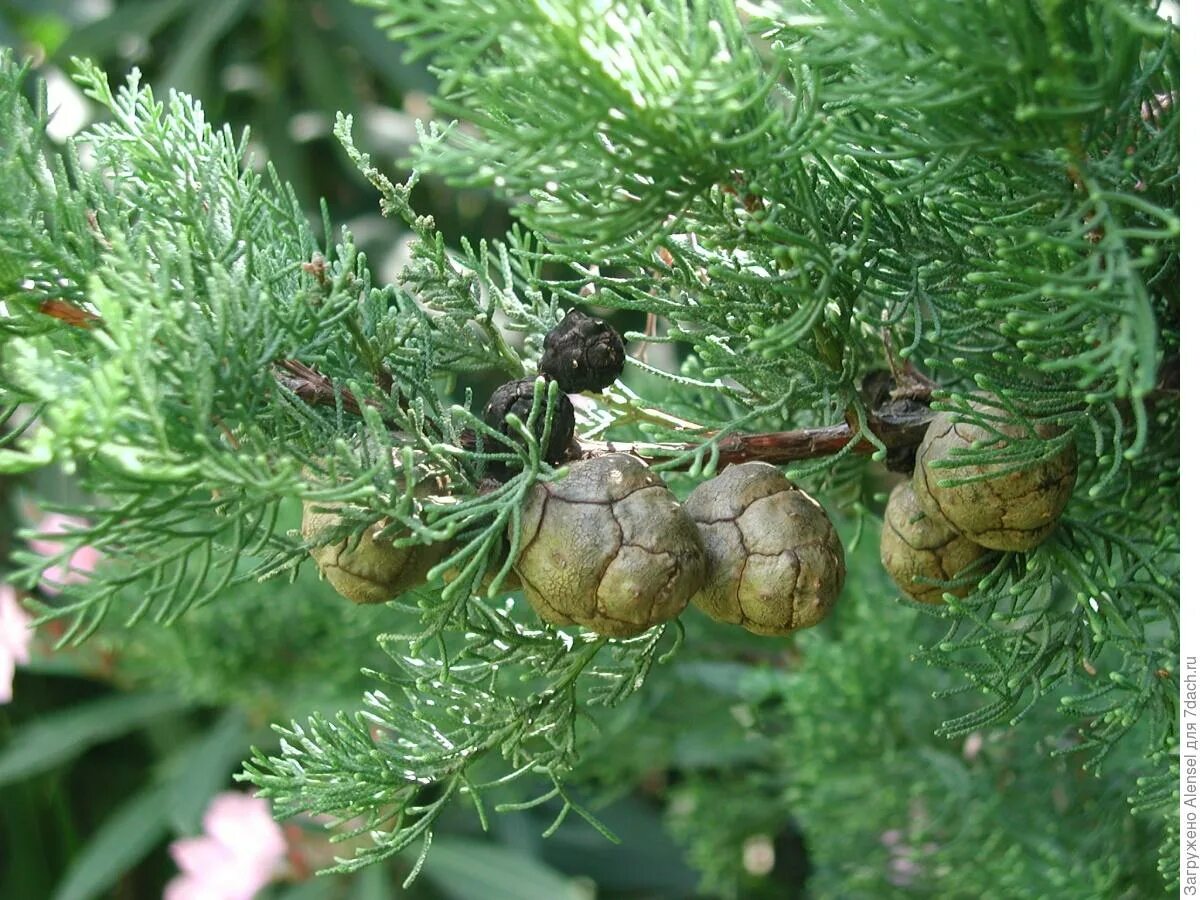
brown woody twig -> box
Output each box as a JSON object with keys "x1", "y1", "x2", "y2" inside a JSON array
[{"x1": 276, "y1": 360, "x2": 938, "y2": 472}]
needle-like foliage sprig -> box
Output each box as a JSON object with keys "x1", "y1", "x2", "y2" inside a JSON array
[
  {"x1": 348, "y1": 0, "x2": 1179, "y2": 879},
  {"x1": 0, "y1": 56, "x2": 565, "y2": 640},
  {"x1": 0, "y1": 0, "x2": 1180, "y2": 888},
  {"x1": 243, "y1": 600, "x2": 680, "y2": 875}
]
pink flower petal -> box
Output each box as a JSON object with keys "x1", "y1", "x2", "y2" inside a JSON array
[
  {"x1": 0, "y1": 585, "x2": 33, "y2": 658},
  {"x1": 0, "y1": 585, "x2": 33, "y2": 704},
  {"x1": 209, "y1": 864, "x2": 269, "y2": 900},
  {"x1": 167, "y1": 792, "x2": 288, "y2": 900},
  {"x1": 39, "y1": 562, "x2": 94, "y2": 596},
  {"x1": 169, "y1": 839, "x2": 273, "y2": 900},
  {"x1": 26, "y1": 537, "x2": 62, "y2": 558},
  {"x1": 169, "y1": 836, "x2": 231, "y2": 877},
  {"x1": 69, "y1": 544, "x2": 102, "y2": 576},
  {"x1": 27, "y1": 515, "x2": 100, "y2": 594},
  {"x1": 38, "y1": 564, "x2": 68, "y2": 597},
  {"x1": 202, "y1": 792, "x2": 263, "y2": 834},
  {"x1": 27, "y1": 513, "x2": 88, "y2": 556},
  {"x1": 203, "y1": 792, "x2": 286, "y2": 864},
  {"x1": 0, "y1": 654, "x2": 15, "y2": 705},
  {"x1": 165, "y1": 866, "x2": 267, "y2": 900}
]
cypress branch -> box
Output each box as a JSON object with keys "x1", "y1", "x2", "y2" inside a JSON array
[{"x1": 0, "y1": 0, "x2": 1179, "y2": 889}]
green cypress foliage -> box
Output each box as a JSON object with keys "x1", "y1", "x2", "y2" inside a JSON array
[{"x1": 0, "y1": 0, "x2": 1179, "y2": 892}]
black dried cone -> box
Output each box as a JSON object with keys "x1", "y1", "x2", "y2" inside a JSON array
[
  {"x1": 539, "y1": 308, "x2": 625, "y2": 393},
  {"x1": 483, "y1": 376, "x2": 575, "y2": 467},
  {"x1": 912, "y1": 400, "x2": 1077, "y2": 551},
  {"x1": 511, "y1": 454, "x2": 706, "y2": 637},
  {"x1": 880, "y1": 481, "x2": 993, "y2": 603},
  {"x1": 683, "y1": 462, "x2": 846, "y2": 635}
]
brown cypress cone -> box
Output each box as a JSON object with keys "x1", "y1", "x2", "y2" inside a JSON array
[
  {"x1": 912, "y1": 401, "x2": 1077, "y2": 551},
  {"x1": 482, "y1": 375, "x2": 575, "y2": 468},
  {"x1": 683, "y1": 462, "x2": 846, "y2": 635},
  {"x1": 511, "y1": 453, "x2": 705, "y2": 636},
  {"x1": 539, "y1": 308, "x2": 625, "y2": 393},
  {"x1": 880, "y1": 480, "x2": 993, "y2": 603},
  {"x1": 302, "y1": 504, "x2": 452, "y2": 604}
]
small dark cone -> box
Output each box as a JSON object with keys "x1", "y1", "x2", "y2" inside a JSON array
[
  {"x1": 482, "y1": 376, "x2": 575, "y2": 472},
  {"x1": 539, "y1": 308, "x2": 625, "y2": 393}
]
